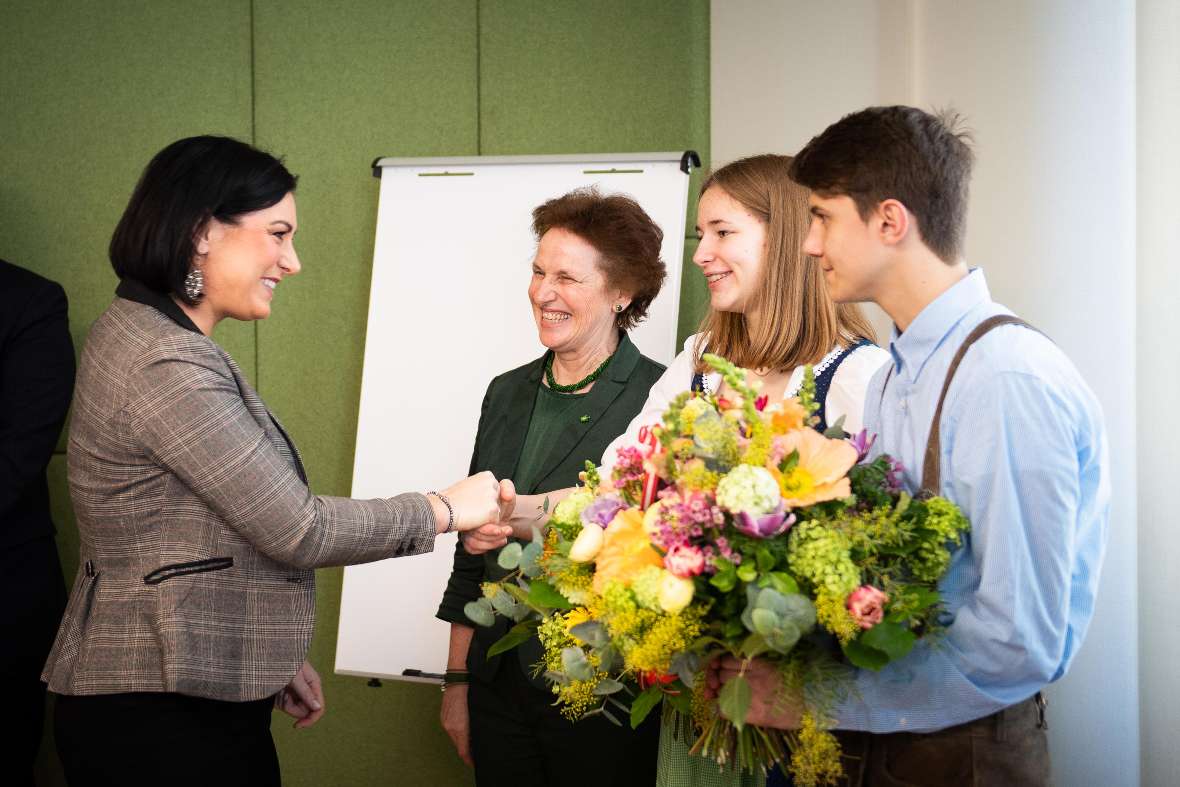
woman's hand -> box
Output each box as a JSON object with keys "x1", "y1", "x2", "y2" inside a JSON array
[
  {"x1": 275, "y1": 660, "x2": 325, "y2": 729},
  {"x1": 706, "y1": 655, "x2": 802, "y2": 730},
  {"x1": 459, "y1": 480, "x2": 516, "y2": 555},
  {"x1": 435, "y1": 471, "x2": 511, "y2": 535},
  {"x1": 440, "y1": 683, "x2": 473, "y2": 766}
]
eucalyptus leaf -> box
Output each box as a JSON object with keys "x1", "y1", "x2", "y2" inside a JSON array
[
  {"x1": 497, "y1": 542, "x2": 523, "y2": 570},
  {"x1": 779, "y1": 593, "x2": 818, "y2": 631},
  {"x1": 765, "y1": 620, "x2": 802, "y2": 654},
  {"x1": 600, "y1": 706, "x2": 622, "y2": 727},
  {"x1": 520, "y1": 540, "x2": 543, "y2": 578},
  {"x1": 593, "y1": 678, "x2": 626, "y2": 696},
  {"x1": 630, "y1": 686, "x2": 664, "y2": 729},
  {"x1": 598, "y1": 644, "x2": 620, "y2": 673},
  {"x1": 561, "y1": 646, "x2": 595, "y2": 681},
  {"x1": 751, "y1": 608, "x2": 779, "y2": 637},
  {"x1": 718, "y1": 674, "x2": 752, "y2": 730},
  {"x1": 463, "y1": 599, "x2": 495, "y2": 628},
  {"x1": 490, "y1": 590, "x2": 517, "y2": 618},
  {"x1": 569, "y1": 620, "x2": 608, "y2": 648},
  {"x1": 543, "y1": 669, "x2": 568, "y2": 686},
  {"x1": 607, "y1": 695, "x2": 631, "y2": 713},
  {"x1": 670, "y1": 652, "x2": 702, "y2": 687},
  {"x1": 502, "y1": 582, "x2": 530, "y2": 604}
]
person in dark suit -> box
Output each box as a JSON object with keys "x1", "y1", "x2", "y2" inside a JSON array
[
  {"x1": 436, "y1": 188, "x2": 668, "y2": 786},
  {"x1": 0, "y1": 259, "x2": 76, "y2": 787},
  {"x1": 41, "y1": 136, "x2": 512, "y2": 787}
]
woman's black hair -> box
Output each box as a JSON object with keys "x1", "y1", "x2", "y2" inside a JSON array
[{"x1": 109, "y1": 135, "x2": 297, "y2": 304}]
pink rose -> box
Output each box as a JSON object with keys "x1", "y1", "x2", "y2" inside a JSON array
[
  {"x1": 846, "y1": 585, "x2": 889, "y2": 630},
  {"x1": 664, "y1": 544, "x2": 705, "y2": 578}
]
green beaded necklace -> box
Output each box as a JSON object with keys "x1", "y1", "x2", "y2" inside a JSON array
[{"x1": 544, "y1": 351, "x2": 614, "y2": 393}]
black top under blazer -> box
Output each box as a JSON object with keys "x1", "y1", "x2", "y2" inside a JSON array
[{"x1": 436, "y1": 332, "x2": 665, "y2": 683}]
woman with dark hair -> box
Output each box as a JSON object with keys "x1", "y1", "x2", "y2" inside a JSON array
[
  {"x1": 42, "y1": 136, "x2": 512, "y2": 787},
  {"x1": 436, "y1": 187, "x2": 669, "y2": 786}
]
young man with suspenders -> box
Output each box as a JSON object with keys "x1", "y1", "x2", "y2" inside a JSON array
[{"x1": 715, "y1": 107, "x2": 1110, "y2": 786}]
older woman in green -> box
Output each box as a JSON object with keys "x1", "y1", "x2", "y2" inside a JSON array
[{"x1": 436, "y1": 188, "x2": 668, "y2": 786}]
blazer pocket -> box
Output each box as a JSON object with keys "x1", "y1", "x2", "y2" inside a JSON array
[{"x1": 144, "y1": 557, "x2": 234, "y2": 585}]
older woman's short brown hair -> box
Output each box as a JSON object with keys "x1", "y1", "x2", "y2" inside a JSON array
[{"x1": 532, "y1": 188, "x2": 666, "y2": 330}]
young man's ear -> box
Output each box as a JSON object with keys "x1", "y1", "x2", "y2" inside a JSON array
[{"x1": 876, "y1": 199, "x2": 911, "y2": 247}]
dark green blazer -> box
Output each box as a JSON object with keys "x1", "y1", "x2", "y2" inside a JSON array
[{"x1": 436, "y1": 332, "x2": 665, "y2": 682}]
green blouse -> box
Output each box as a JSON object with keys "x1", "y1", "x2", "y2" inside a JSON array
[{"x1": 512, "y1": 383, "x2": 588, "y2": 494}]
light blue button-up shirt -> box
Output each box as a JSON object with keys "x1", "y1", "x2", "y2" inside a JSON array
[{"x1": 836, "y1": 269, "x2": 1110, "y2": 733}]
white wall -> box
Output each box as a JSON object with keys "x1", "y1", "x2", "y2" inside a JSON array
[
  {"x1": 1136, "y1": 1, "x2": 1180, "y2": 785},
  {"x1": 712, "y1": 2, "x2": 1142, "y2": 784}
]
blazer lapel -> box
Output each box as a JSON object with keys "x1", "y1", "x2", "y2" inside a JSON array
[
  {"x1": 492, "y1": 358, "x2": 545, "y2": 481},
  {"x1": 218, "y1": 349, "x2": 308, "y2": 484},
  {"x1": 531, "y1": 333, "x2": 641, "y2": 488}
]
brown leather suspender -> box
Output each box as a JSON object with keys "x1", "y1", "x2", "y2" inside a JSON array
[{"x1": 881, "y1": 314, "x2": 1041, "y2": 497}]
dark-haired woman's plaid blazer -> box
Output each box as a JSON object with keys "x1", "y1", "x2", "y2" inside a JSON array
[{"x1": 42, "y1": 296, "x2": 435, "y2": 701}]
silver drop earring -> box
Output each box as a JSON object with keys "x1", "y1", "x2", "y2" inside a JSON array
[{"x1": 184, "y1": 268, "x2": 204, "y2": 300}]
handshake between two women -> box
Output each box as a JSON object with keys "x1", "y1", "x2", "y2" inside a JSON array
[{"x1": 432, "y1": 471, "x2": 519, "y2": 553}]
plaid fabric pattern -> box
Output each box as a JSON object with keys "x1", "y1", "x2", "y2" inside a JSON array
[{"x1": 43, "y1": 298, "x2": 436, "y2": 701}]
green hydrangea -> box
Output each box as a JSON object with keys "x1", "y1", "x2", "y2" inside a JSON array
[
  {"x1": 629, "y1": 565, "x2": 665, "y2": 611},
  {"x1": 550, "y1": 488, "x2": 595, "y2": 539},
  {"x1": 716, "y1": 464, "x2": 781, "y2": 515},
  {"x1": 910, "y1": 497, "x2": 970, "y2": 582},
  {"x1": 788, "y1": 520, "x2": 859, "y2": 597}
]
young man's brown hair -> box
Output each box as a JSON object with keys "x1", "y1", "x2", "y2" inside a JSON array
[{"x1": 789, "y1": 106, "x2": 974, "y2": 263}]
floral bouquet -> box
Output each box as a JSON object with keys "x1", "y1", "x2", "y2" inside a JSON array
[{"x1": 464, "y1": 354, "x2": 969, "y2": 786}]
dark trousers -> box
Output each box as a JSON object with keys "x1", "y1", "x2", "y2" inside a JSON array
[
  {"x1": 54, "y1": 692, "x2": 279, "y2": 787},
  {"x1": 468, "y1": 659, "x2": 659, "y2": 787},
  {"x1": 1, "y1": 535, "x2": 66, "y2": 787},
  {"x1": 812, "y1": 695, "x2": 1050, "y2": 787}
]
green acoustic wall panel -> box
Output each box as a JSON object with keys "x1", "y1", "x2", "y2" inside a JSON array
[
  {"x1": 478, "y1": 0, "x2": 710, "y2": 227},
  {"x1": 251, "y1": 2, "x2": 479, "y2": 785},
  {"x1": 0, "y1": 0, "x2": 258, "y2": 384},
  {"x1": 9, "y1": 2, "x2": 707, "y2": 784},
  {"x1": 479, "y1": 0, "x2": 710, "y2": 352}
]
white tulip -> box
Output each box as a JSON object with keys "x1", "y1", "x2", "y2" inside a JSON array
[{"x1": 568, "y1": 524, "x2": 605, "y2": 563}]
